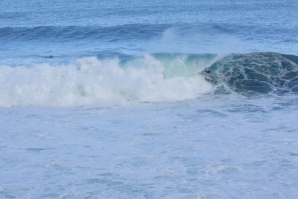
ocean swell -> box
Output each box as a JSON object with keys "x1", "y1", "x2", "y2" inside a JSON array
[{"x1": 0, "y1": 25, "x2": 167, "y2": 42}]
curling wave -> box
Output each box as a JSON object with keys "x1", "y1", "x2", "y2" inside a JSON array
[
  {"x1": 203, "y1": 52, "x2": 298, "y2": 95},
  {"x1": 1, "y1": 52, "x2": 297, "y2": 107}
]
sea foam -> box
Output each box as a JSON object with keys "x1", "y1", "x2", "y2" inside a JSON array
[{"x1": 0, "y1": 55, "x2": 212, "y2": 107}]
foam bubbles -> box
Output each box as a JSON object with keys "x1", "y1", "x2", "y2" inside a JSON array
[{"x1": 0, "y1": 55, "x2": 213, "y2": 107}]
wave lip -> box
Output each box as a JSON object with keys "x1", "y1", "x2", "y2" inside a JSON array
[{"x1": 204, "y1": 52, "x2": 298, "y2": 95}]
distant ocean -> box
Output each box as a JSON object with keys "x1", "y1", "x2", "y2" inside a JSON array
[{"x1": 1, "y1": 0, "x2": 298, "y2": 198}]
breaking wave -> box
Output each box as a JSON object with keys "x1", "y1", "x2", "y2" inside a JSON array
[
  {"x1": 0, "y1": 54, "x2": 213, "y2": 107},
  {"x1": 204, "y1": 52, "x2": 298, "y2": 95},
  {"x1": 1, "y1": 52, "x2": 297, "y2": 107}
]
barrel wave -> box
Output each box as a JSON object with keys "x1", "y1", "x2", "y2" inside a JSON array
[{"x1": 204, "y1": 52, "x2": 298, "y2": 95}]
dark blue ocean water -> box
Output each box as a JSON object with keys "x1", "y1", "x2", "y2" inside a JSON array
[{"x1": 1, "y1": 1, "x2": 298, "y2": 198}]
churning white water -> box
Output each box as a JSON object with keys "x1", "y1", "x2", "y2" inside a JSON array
[{"x1": 0, "y1": 56, "x2": 213, "y2": 107}]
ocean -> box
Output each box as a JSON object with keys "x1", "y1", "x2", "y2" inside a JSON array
[{"x1": 1, "y1": 0, "x2": 298, "y2": 198}]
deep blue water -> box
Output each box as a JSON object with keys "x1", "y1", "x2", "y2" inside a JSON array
[{"x1": 1, "y1": 0, "x2": 298, "y2": 198}]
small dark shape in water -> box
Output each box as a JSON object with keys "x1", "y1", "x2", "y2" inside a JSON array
[
  {"x1": 205, "y1": 70, "x2": 211, "y2": 74},
  {"x1": 49, "y1": 55, "x2": 53, "y2": 58}
]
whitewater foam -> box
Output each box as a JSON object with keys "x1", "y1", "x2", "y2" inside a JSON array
[{"x1": 0, "y1": 55, "x2": 212, "y2": 107}]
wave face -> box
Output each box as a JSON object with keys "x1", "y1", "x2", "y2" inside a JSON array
[
  {"x1": 204, "y1": 52, "x2": 298, "y2": 95},
  {"x1": 0, "y1": 54, "x2": 214, "y2": 107}
]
